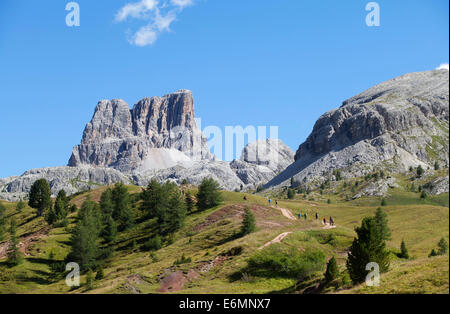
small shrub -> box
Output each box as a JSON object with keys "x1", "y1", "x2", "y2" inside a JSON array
[
  {"x1": 399, "y1": 240, "x2": 409, "y2": 259},
  {"x1": 143, "y1": 235, "x2": 163, "y2": 252},
  {"x1": 174, "y1": 254, "x2": 192, "y2": 265}
]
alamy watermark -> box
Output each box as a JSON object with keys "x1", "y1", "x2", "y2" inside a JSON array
[
  {"x1": 366, "y1": 2, "x2": 380, "y2": 27},
  {"x1": 365, "y1": 262, "x2": 380, "y2": 286},
  {"x1": 66, "y1": 2, "x2": 80, "y2": 27},
  {"x1": 65, "y1": 262, "x2": 80, "y2": 287}
]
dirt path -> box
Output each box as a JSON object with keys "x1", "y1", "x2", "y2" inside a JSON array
[
  {"x1": 259, "y1": 232, "x2": 292, "y2": 250},
  {"x1": 274, "y1": 207, "x2": 297, "y2": 221},
  {"x1": 322, "y1": 222, "x2": 337, "y2": 230},
  {"x1": 0, "y1": 226, "x2": 50, "y2": 259}
]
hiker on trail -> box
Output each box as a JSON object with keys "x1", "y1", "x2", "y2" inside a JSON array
[
  {"x1": 304, "y1": 213, "x2": 307, "y2": 220},
  {"x1": 315, "y1": 212, "x2": 319, "y2": 220},
  {"x1": 275, "y1": 200, "x2": 278, "y2": 207},
  {"x1": 323, "y1": 217, "x2": 327, "y2": 225},
  {"x1": 269, "y1": 199, "x2": 272, "y2": 206},
  {"x1": 298, "y1": 213, "x2": 302, "y2": 219},
  {"x1": 330, "y1": 217, "x2": 335, "y2": 226},
  {"x1": 243, "y1": 196, "x2": 247, "y2": 201}
]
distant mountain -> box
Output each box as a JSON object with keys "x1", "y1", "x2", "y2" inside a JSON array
[
  {"x1": 0, "y1": 91, "x2": 293, "y2": 201},
  {"x1": 265, "y1": 69, "x2": 449, "y2": 194},
  {"x1": 68, "y1": 90, "x2": 213, "y2": 172}
]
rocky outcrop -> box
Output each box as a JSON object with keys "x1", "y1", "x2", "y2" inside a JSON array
[
  {"x1": 68, "y1": 90, "x2": 213, "y2": 173},
  {"x1": 230, "y1": 139, "x2": 294, "y2": 187},
  {"x1": 0, "y1": 138, "x2": 293, "y2": 201},
  {"x1": 266, "y1": 70, "x2": 449, "y2": 192},
  {"x1": 0, "y1": 166, "x2": 131, "y2": 202}
]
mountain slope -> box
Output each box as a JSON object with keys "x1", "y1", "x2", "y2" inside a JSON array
[{"x1": 266, "y1": 69, "x2": 449, "y2": 191}]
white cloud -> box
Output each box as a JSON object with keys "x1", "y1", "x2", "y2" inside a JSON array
[
  {"x1": 170, "y1": 0, "x2": 194, "y2": 9},
  {"x1": 115, "y1": 0, "x2": 195, "y2": 46},
  {"x1": 436, "y1": 63, "x2": 449, "y2": 71},
  {"x1": 115, "y1": 0, "x2": 159, "y2": 22},
  {"x1": 131, "y1": 25, "x2": 158, "y2": 46}
]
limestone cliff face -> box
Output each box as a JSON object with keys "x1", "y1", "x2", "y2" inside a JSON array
[
  {"x1": 68, "y1": 90, "x2": 212, "y2": 172},
  {"x1": 266, "y1": 69, "x2": 449, "y2": 189}
]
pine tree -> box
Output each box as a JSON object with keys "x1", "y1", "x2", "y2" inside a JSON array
[
  {"x1": 100, "y1": 188, "x2": 114, "y2": 216},
  {"x1": 140, "y1": 179, "x2": 164, "y2": 218},
  {"x1": 437, "y1": 237, "x2": 449, "y2": 255},
  {"x1": 434, "y1": 161, "x2": 440, "y2": 171},
  {"x1": 66, "y1": 200, "x2": 102, "y2": 271},
  {"x1": 111, "y1": 183, "x2": 134, "y2": 231},
  {"x1": 28, "y1": 179, "x2": 52, "y2": 217},
  {"x1": 324, "y1": 256, "x2": 339, "y2": 283},
  {"x1": 197, "y1": 178, "x2": 223, "y2": 211},
  {"x1": 240, "y1": 207, "x2": 256, "y2": 236},
  {"x1": 416, "y1": 165, "x2": 424, "y2": 177},
  {"x1": 157, "y1": 182, "x2": 187, "y2": 236},
  {"x1": 346, "y1": 217, "x2": 390, "y2": 284},
  {"x1": 86, "y1": 269, "x2": 94, "y2": 290},
  {"x1": 95, "y1": 267, "x2": 105, "y2": 280},
  {"x1": 7, "y1": 218, "x2": 22, "y2": 267},
  {"x1": 399, "y1": 240, "x2": 409, "y2": 259},
  {"x1": 185, "y1": 191, "x2": 195, "y2": 213},
  {"x1": 287, "y1": 189, "x2": 295, "y2": 199},
  {"x1": 101, "y1": 214, "x2": 117, "y2": 243},
  {"x1": 374, "y1": 207, "x2": 391, "y2": 241},
  {"x1": 420, "y1": 190, "x2": 427, "y2": 199}
]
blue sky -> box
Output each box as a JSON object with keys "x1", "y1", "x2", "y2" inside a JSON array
[{"x1": 0, "y1": 0, "x2": 448, "y2": 178}]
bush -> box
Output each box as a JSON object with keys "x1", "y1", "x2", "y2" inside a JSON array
[
  {"x1": 247, "y1": 245, "x2": 326, "y2": 280},
  {"x1": 420, "y1": 190, "x2": 427, "y2": 199},
  {"x1": 174, "y1": 254, "x2": 192, "y2": 265},
  {"x1": 399, "y1": 240, "x2": 409, "y2": 259},
  {"x1": 143, "y1": 235, "x2": 163, "y2": 252},
  {"x1": 287, "y1": 189, "x2": 295, "y2": 200},
  {"x1": 437, "y1": 238, "x2": 449, "y2": 255},
  {"x1": 380, "y1": 198, "x2": 387, "y2": 206},
  {"x1": 95, "y1": 267, "x2": 105, "y2": 280}
]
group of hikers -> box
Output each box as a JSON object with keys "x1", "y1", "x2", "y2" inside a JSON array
[
  {"x1": 299, "y1": 212, "x2": 335, "y2": 225},
  {"x1": 266, "y1": 198, "x2": 335, "y2": 226}
]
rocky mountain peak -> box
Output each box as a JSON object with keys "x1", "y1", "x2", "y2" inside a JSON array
[
  {"x1": 68, "y1": 90, "x2": 212, "y2": 173},
  {"x1": 267, "y1": 69, "x2": 449, "y2": 189}
]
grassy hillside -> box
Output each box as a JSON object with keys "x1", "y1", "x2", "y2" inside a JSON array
[{"x1": 0, "y1": 181, "x2": 448, "y2": 294}]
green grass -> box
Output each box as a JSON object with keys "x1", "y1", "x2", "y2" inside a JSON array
[{"x1": 0, "y1": 179, "x2": 448, "y2": 294}]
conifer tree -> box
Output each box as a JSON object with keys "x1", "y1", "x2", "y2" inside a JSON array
[
  {"x1": 437, "y1": 237, "x2": 449, "y2": 255},
  {"x1": 240, "y1": 207, "x2": 256, "y2": 236},
  {"x1": 185, "y1": 191, "x2": 195, "y2": 213},
  {"x1": 101, "y1": 214, "x2": 117, "y2": 243},
  {"x1": 111, "y1": 183, "x2": 134, "y2": 231},
  {"x1": 28, "y1": 179, "x2": 52, "y2": 217},
  {"x1": 196, "y1": 178, "x2": 223, "y2": 211},
  {"x1": 66, "y1": 200, "x2": 102, "y2": 271},
  {"x1": 86, "y1": 269, "x2": 94, "y2": 290},
  {"x1": 324, "y1": 256, "x2": 339, "y2": 283},
  {"x1": 7, "y1": 218, "x2": 22, "y2": 267},
  {"x1": 346, "y1": 217, "x2": 390, "y2": 284},
  {"x1": 374, "y1": 207, "x2": 391, "y2": 241},
  {"x1": 399, "y1": 240, "x2": 409, "y2": 259}
]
